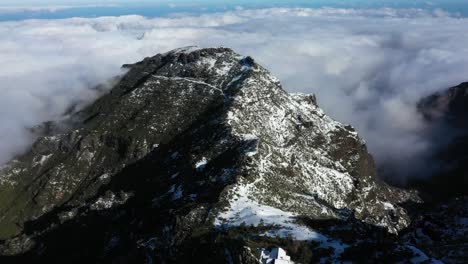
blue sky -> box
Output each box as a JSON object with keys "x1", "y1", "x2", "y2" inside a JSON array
[
  {"x1": 0, "y1": 0, "x2": 466, "y2": 7},
  {"x1": 1, "y1": 1, "x2": 468, "y2": 20}
]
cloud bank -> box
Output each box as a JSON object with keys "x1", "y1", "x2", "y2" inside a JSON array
[{"x1": 1, "y1": 8, "x2": 468, "y2": 182}]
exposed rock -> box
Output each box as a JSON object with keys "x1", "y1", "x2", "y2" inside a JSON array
[{"x1": 402, "y1": 197, "x2": 468, "y2": 264}]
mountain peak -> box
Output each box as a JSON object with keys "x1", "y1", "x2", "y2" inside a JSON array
[
  {"x1": 117, "y1": 47, "x2": 279, "y2": 103},
  {"x1": 0, "y1": 47, "x2": 419, "y2": 262}
]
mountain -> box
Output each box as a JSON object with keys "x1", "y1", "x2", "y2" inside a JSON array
[
  {"x1": 400, "y1": 82, "x2": 468, "y2": 264},
  {"x1": 417, "y1": 82, "x2": 468, "y2": 199},
  {"x1": 419, "y1": 82, "x2": 468, "y2": 126},
  {"x1": 0, "y1": 47, "x2": 442, "y2": 263}
]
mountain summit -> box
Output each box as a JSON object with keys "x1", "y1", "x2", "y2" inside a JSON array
[{"x1": 0, "y1": 47, "x2": 421, "y2": 262}]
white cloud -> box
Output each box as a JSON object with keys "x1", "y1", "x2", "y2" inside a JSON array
[{"x1": 1, "y1": 8, "x2": 468, "y2": 182}]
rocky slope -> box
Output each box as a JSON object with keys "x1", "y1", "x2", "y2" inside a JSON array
[
  {"x1": 402, "y1": 197, "x2": 467, "y2": 264},
  {"x1": 0, "y1": 47, "x2": 429, "y2": 263}
]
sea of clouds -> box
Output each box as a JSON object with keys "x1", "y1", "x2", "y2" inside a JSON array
[{"x1": 1, "y1": 7, "x2": 468, "y2": 182}]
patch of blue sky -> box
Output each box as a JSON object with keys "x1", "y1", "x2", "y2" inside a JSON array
[{"x1": 0, "y1": 0, "x2": 468, "y2": 21}]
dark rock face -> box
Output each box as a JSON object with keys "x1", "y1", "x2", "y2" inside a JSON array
[
  {"x1": 417, "y1": 82, "x2": 468, "y2": 199},
  {"x1": 419, "y1": 82, "x2": 468, "y2": 126},
  {"x1": 0, "y1": 47, "x2": 439, "y2": 263},
  {"x1": 410, "y1": 82, "x2": 468, "y2": 264}
]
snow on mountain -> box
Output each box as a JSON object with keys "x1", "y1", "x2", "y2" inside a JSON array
[{"x1": 0, "y1": 47, "x2": 423, "y2": 262}]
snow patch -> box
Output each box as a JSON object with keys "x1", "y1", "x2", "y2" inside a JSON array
[
  {"x1": 98, "y1": 173, "x2": 110, "y2": 181},
  {"x1": 151, "y1": 75, "x2": 223, "y2": 93},
  {"x1": 195, "y1": 157, "x2": 208, "y2": 171},
  {"x1": 90, "y1": 192, "x2": 131, "y2": 210}
]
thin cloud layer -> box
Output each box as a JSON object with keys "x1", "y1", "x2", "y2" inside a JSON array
[{"x1": 1, "y1": 8, "x2": 468, "y2": 182}]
